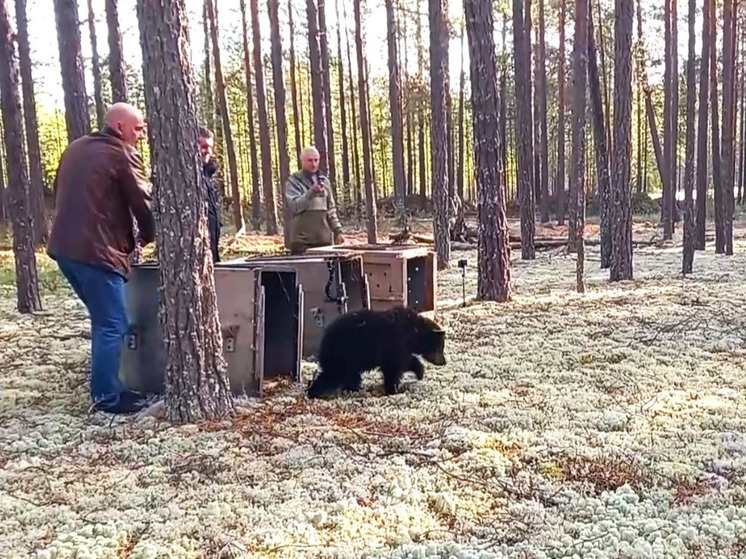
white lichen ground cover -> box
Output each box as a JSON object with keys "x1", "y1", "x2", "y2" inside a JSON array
[{"x1": 2, "y1": 221, "x2": 746, "y2": 559}]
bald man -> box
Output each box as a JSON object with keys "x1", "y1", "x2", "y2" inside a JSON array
[
  {"x1": 48, "y1": 102, "x2": 156, "y2": 415},
  {"x1": 285, "y1": 146, "x2": 345, "y2": 254}
]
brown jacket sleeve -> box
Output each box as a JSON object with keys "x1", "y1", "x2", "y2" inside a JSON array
[{"x1": 120, "y1": 146, "x2": 156, "y2": 244}]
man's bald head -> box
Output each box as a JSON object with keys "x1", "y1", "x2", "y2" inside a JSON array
[
  {"x1": 104, "y1": 102, "x2": 146, "y2": 147},
  {"x1": 300, "y1": 146, "x2": 320, "y2": 174}
]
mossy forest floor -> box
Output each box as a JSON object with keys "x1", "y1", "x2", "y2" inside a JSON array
[{"x1": 1, "y1": 216, "x2": 746, "y2": 559}]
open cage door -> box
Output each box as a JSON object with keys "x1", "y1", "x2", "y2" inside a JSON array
[
  {"x1": 252, "y1": 273, "x2": 266, "y2": 397},
  {"x1": 296, "y1": 283, "x2": 304, "y2": 383}
]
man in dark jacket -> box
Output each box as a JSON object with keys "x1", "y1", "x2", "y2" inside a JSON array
[
  {"x1": 198, "y1": 126, "x2": 222, "y2": 263},
  {"x1": 48, "y1": 102, "x2": 156, "y2": 415}
]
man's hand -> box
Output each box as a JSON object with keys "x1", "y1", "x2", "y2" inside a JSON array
[
  {"x1": 334, "y1": 231, "x2": 345, "y2": 245},
  {"x1": 311, "y1": 182, "x2": 325, "y2": 196}
]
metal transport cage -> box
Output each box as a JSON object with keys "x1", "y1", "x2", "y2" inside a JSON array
[
  {"x1": 119, "y1": 262, "x2": 303, "y2": 397},
  {"x1": 218, "y1": 251, "x2": 370, "y2": 359}
]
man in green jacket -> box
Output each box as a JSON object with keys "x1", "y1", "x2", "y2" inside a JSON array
[{"x1": 285, "y1": 146, "x2": 345, "y2": 254}]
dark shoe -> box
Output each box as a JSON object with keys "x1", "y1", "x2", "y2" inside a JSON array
[{"x1": 94, "y1": 391, "x2": 149, "y2": 414}]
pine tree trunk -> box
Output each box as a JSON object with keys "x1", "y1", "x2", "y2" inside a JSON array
[
  {"x1": 239, "y1": 0, "x2": 262, "y2": 230},
  {"x1": 268, "y1": 0, "x2": 291, "y2": 246},
  {"x1": 364, "y1": 61, "x2": 378, "y2": 197},
  {"x1": 206, "y1": 0, "x2": 244, "y2": 233},
  {"x1": 557, "y1": 0, "x2": 566, "y2": 226},
  {"x1": 721, "y1": 0, "x2": 735, "y2": 255},
  {"x1": 464, "y1": 0, "x2": 511, "y2": 302},
  {"x1": 335, "y1": 0, "x2": 350, "y2": 195},
  {"x1": 572, "y1": 0, "x2": 588, "y2": 292},
  {"x1": 588, "y1": 11, "x2": 612, "y2": 269},
  {"x1": 106, "y1": 0, "x2": 128, "y2": 103},
  {"x1": 251, "y1": 0, "x2": 278, "y2": 234},
  {"x1": 644, "y1": 89, "x2": 667, "y2": 193},
  {"x1": 53, "y1": 0, "x2": 90, "y2": 142},
  {"x1": 429, "y1": 0, "x2": 450, "y2": 269},
  {"x1": 538, "y1": 0, "x2": 550, "y2": 223},
  {"x1": 136, "y1": 0, "x2": 233, "y2": 423},
  {"x1": 513, "y1": 0, "x2": 536, "y2": 259},
  {"x1": 201, "y1": 0, "x2": 214, "y2": 131},
  {"x1": 418, "y1": 112, "x2": 427, "y2": 207},
  {"x1": 307, "y1": 0, "x2": 330, "y2": 176},
  {"x1": 417, "y1": 0, "x2": 427, "y2": 210},
  {"x1": 0, "y1": 155, "x2": 5, "y2": 222},
  {"x1": 734, "y1": 53, "x2": 746, "y2": 205},
  {"x1": 0, "y1": 0, "x2": 42, "y2": 313},
  {"x1": 86, "y1": 0, "x2": 105, "y2": 128},
  {"x1": 386, "y1": 0, "x2": 406, "y2": 223},
  {"x1": 288, "y1": 0, "x2": 302, "y2": 168},
  {"x1": 14, "y1": 0, "x2": 48, "y2": 246},
  {"x1": 317, "y1": 0, "x2": 337, "y2": 191},
  {"x1": 610, "y1": 0, "x2": 633, "y2": 281},
  {"x1": 354, "y1": 0, "x2": 377, "y2": 241},
  {"x1": 500, "y1": 16, "x2": 508, "y2": 206},
  {"x1": 711, "y1": 0, "x2": 725, "y2": 253},
  {"x1": 682, "y1": 0, "x2": 697, "y2": 273},
  {"x1": 662, "y1": 0, "x2": 678, "y2": 239},
  {"x1": 404, "y1": 10, "x2": 414, "y2": 199},
  {"x1": 457, "y1": 18, "x2": 465, "y2": 204},
  {"x1": 343, "y1": 1, "x2": 362, "y2": 212}
]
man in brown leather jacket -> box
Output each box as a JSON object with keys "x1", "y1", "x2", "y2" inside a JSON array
[{"x1": 47, "y1": 103, "x2": 156, "y2": 414}]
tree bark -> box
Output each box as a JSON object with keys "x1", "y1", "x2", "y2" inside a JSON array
[
  {"x1": 268, "y1": 0, "x2": 291, "y2": 246},
  {"x1": 610, "y1": 0, "x2": 633, "y2": 281},
  {"x1": 721, "y1": 0, "x2": 735, "y2": 255},
  {"x1": 251, "y1": 0, "x2": 279, "y2": 234},
  {"x1": 239, "y1": 0, "x2": 262, "y2": 230},
  {"x1": 711, "y1": 0, "x2": 725, "y2": 253},
  {"x1": 662, "y1": 0, "x2": 678, "y2": 239},
  {"x1": 0, "y1": 0, "x2": 42, "y2": 313},
  {"x1": 354, "y1": 0, "x2": 377, "y2": 241},
  {"x1": 307, "y1": 0, "x2": 330, "y2": 176},
  {"x1": 343, "y1": 0, "x2": 362, "y2": 211},
  {"x1": 288, "y1": 0, "x2": 302, "y2": 167},
  {"x1": 206, "y1": 0, "x2": 243, "y2": 233},
  {"x1": 538, "y1": 0, "x2": 550, "y2": 223},
  {"x1": 14, "y1": 0, "x2": 48, "y2": 246},
  {"x1": 317, "y1": 0, "x2": 337, "y2": 190},
  {"x1": 682, "y1": 0, "x2": 697, "y2": 273},
  {"x1": 105, "y1": 0, "x2": 128, "y2": 103},
  {"x1": 86, "y1": 0, "x2": 105, "y2": 128},
  {"x1": 572, "y1": 0, "x2": 588, "y2": 292},
  {"x1": 201, "y1": 0, "x2": 214, "y2": 131},
  {"x1": 136, "y1": 0, "x2": 233, "y2": 423},
  {"x1": 53, "y1": 0, "x2": 90, "y2": 142},
  {"x1": 588, "y1": 10, "x2": 612, "y2": 269},
  {"x1": 335, "y1": 0, "x2": 350, "y2": 195},
  {"x1": 417, "y1": 0, "x2": 427, "y2": 210},
  {"x1": 464, "y1": 0, "x2": 511, "y2": 302},
  {"x1": 500, "y1": 14, "x2": 508, "y2": 205},
  {"x1": 429, "y1": 0, "x2": 451, "y2": 269},
  {"x1": 386, "y1": 0, "x2": 407, "y2": 223},
  {"x1": 457, "y1": 17, "x2": 465, "y2": 204},
  {"x1": 513, "y1": 0, "x2": 536, "y2": 259},
  {"x1": 695, "y1": 0, "x2": 710, "y2": 250},
  {"x1": 557, "y1": 0, "x2": 566, "y2": 226}
]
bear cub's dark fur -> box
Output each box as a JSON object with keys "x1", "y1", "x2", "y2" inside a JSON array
[{"x1": 307, "y1": 306, "x2": 447, "y2": 399}]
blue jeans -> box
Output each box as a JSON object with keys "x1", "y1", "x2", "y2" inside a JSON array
[{"x1": 55, "y1": 256, "x2": 128, "y2": 407}]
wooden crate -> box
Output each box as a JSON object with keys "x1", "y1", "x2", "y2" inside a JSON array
[
  {"x1": 219, "y1": 251, "x2": 369, "y2": 358},
  {"x1": 119, "y1": 262, "x2": 303, "y2": 397},
  {"x1": 308, "y1": 244, "x2": 437, "y2": 312}
]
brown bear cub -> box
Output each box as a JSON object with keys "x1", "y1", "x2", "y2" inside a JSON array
[{"x1": 307, "y1": 306, "x2": 447, "y2": 399}]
